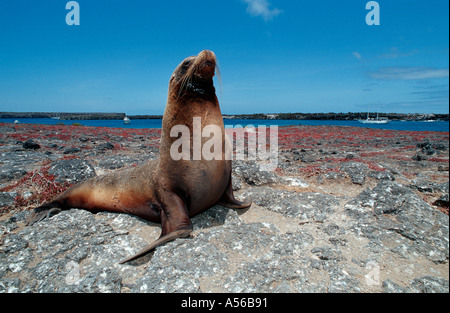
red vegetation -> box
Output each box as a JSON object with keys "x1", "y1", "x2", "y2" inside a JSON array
[
  {"x1": 0, "y1": 123, "x2": 448, "y2": 215},
  {"x1": 0, "y1": 166, "x2": 72, "y2": 213}
]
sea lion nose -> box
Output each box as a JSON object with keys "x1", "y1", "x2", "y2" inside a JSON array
[
  {"x1": 195, "y1": 50, "x2": 216, "y2": 79},
  {"x1": 199, "y1": 50, "x2": 216, "y2": 61},
  {"x1": 202, "y1": 61, "x2": 215, "y2": 77}
]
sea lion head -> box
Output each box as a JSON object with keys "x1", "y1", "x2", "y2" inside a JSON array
[{"x1": 169, "y1": 50, "x2": 219, "y2": 98}]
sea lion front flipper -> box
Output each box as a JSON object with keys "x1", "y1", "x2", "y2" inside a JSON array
[
  {"x1": 119, "y1": 191, "x2": 193, "y2": 264},
  {"x1": 218, "y1": 174, "x2": 252, "y2": 209}
]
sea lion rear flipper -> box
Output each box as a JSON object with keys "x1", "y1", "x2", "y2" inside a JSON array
[
  {"x1": 119, "y1": 191, "x2": 193, "y2": 264},
  {"x1": 218, "y1": 174, "x2": 252, "y2": 209},
  {"x1": 27, "y1": 204, "x2": 62, "y2": 226}
]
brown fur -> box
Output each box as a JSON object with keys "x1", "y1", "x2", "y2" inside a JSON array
[{"x1": 28, "y1": 50, "x2": 251, "y2": 263}]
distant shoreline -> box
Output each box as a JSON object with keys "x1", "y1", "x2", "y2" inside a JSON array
[{"x1": 0, "y1": 112, "x2": 448, "y2": 121}]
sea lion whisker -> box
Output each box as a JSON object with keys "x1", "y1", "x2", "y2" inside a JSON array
[
  {"x1": 178, "y1": 62, "x2": 201, "y2": 98},
  {"x1": 178, "y1": 74, "x2": 190, "y2": 98},
  {"x1": 215, "y1": 60, "x2": 222, "y2": 93},
  {"x1": 179, "y1": 75, "x2": 193, "y2": 98}
]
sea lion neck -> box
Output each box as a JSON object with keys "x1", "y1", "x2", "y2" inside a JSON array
[{"x1": 185, "y1": 78, "x2": 215, "y2": 96}]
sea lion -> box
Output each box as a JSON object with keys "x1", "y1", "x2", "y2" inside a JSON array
[{"x1": 28, "y1": 50, "x2": 252, "y2": 263}]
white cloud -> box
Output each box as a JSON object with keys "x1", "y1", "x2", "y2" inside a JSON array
[
  {"x1": 379, "y1": 47, "x2": 418, "y2": 59},
  {"x1": 352, "y1": 52, "x2": 362, "y2": 60},
  {"x1": 368, "y1": 67, "x2": 449, "y2": 80},
  {"x1": 242, "y1": 0, "x2": 282, "y2": 21}
]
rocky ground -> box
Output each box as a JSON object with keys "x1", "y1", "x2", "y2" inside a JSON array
[{"x1": 0, "y1": 123, "x2": 448, "y2": 293}]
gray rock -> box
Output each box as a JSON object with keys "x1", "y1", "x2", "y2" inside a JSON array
[
  {"x1": 382, "y1": 279, "x2": 409, "y2": 293},
  {"x1": 434, "y1": 194, "x2": 449, "y2": 208},
  {"x1": 311, "y1": 246, "x2": 343, "y2": 261},
  {"x1": 48, "y1": 159, "x2": 96, "y2": 183},
  {"x1": 409, "y1": 276, "x2": 449, "y2": 293},
  {"x1": 0, "y1": 151, "x2": 48, "y2": 183},
  {"x1": 0, "y1": 209, "x2": 148, "y2": 292},
  {"x1": 340, "y1": 162, "x2": 369, "y2": 185},
  {"x1": 132, "y1": 239, "x2": 227, "y2": 293},
  {"x1": 243, "y1": 186, "x2": 340, "y2": 222},
  {"x1": 22, "y1": 139, "x2": 40, "y2": 150},
  {"x1": 439, "y1": 181, "x2": 449, "y2": 193},
  {"x1": 417, "y1": 141, "x2": 447, "y2": 155},
  {"x1": 0, "y1": 192, "x2": 16, "y2": 207},
  {"x1": 412, "y1": 153, "x2": 428, "y2": 161},
  {"x1": 96, "y1": 142, "x2": 115, "y2": 151},
  {"x1": 63, "y1": 147, "x2": 81, "y2": 154},
  {"x1": 0, "y1": 166, "x2": 27, "y2": 183},
  {"x1": 410, "y1": 179, "x2": 447, "y2": 193},
  {"x1": 368, "y1": 170, "x2": 395, "y2": 181},
  {"x1": 97, "y1": 156, "x2": 145, "y2": 170},
  {"x1": 224, "y1": 257, "x2": 311, "y2": 293},
  {"x1": 232, "y1": 161, "x2": 280, "y2": 186},
  {"x1": 324, "y1": 170, "x2": 345, "y2": 181},
  {"x1": 300, "y1": 154, "x2": 316, "y2": 163},
  {"x1": 324, "y1": 223, "x2": 340, "y2": 236},
  {"x1": 0, "y1": 171, "x2": 448, "y2": 293},
  {"x1": 0, "y1": 278, "x2": 21, "y2": 293},
  {"x1": 345, "y1": 180, "x2": 449, "y2": 264},
  {"x1": 327, "y1": 266, "x2": 361, "y2": 293}
]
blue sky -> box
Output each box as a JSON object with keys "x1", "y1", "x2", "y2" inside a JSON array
[{"x1": 0, "y1": 0, "x2": 448, "y2": 115}]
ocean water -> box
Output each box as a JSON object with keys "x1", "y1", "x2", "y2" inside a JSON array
[{"x1": 1, "y1": 118, "x2": 449, "y2": 132}]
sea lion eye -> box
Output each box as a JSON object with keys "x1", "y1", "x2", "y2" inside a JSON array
[{"x1": 182, "y1": 60, "x2": 191, "y2": 68}]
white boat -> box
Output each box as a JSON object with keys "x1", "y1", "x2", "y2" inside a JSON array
[
  {"x1": 359, "y1": 117, "x2": 389, "y2": 124},
  {"x1": 13, "y1": 120, "x2": 20, "y2": 124},
  {"x1": 123, "y1": 116, "x2": 131, "y2": 124},
  {"x1": 359, "y1": 112, "x2": 389, "y2": 124}
]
